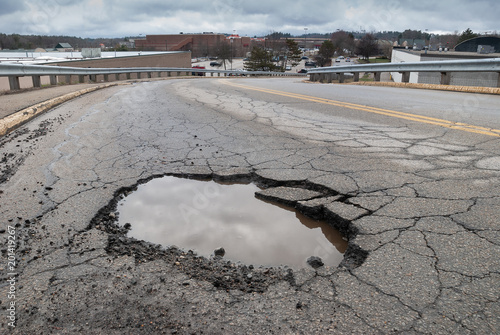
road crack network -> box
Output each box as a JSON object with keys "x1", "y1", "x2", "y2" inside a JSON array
[{"x1": 1, "y1": 79, "x2": 499, "y2": 333}]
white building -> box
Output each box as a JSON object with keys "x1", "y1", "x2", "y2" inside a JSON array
[{"x1": 391, "y1": 48, "x2": 500, "y2": 87}]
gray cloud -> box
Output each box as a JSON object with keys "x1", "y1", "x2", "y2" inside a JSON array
[
  {"x1": 0, "y1": 0, "x2": 26, "y2": 16},
  {"x1": 1, "y1": 0, "x2": 498, "y2": 37}
]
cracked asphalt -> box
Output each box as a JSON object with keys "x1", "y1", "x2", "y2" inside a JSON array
[{"x1": 0, "y1": 78, "x2": 499, "y2": 334}]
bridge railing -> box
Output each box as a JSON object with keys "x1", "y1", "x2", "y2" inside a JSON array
[
  {"x1": 307, "y1": 58, "x2": 500, "y2": 86},
  {"x1": 0, "y1": 63, "x2": 306, "y2": 91}
]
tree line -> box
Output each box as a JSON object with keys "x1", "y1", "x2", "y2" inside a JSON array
[
  {"x1": 243, "y1": 28, "x2": 495, "y2": 71},
  {"x1": 0, "y1": 33, "x2": 130, "y2": 51}
]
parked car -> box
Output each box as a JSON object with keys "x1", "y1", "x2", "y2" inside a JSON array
[
  {"x1": 297, "y1": 69, "x2": 308, "y2": 73},
  {"x1": 304, "y1": 61, "x2": 317, "y2": 67},
  {"x1": 345, "y1": 57, "x2": 351, "y2": 62},
  {"x1": 210, "y1": 61, "x2": 221, "y2": 67},
  {"x1": 301, "y1": 56, "x2": 309, "y2": 60},
  {"x1": 191, "y1": 65, "x2": 205, "y2": 76}
]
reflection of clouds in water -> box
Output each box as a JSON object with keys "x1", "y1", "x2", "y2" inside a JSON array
[{"x1": 118, "y1": 176, "x2": 346, "y2": 268}]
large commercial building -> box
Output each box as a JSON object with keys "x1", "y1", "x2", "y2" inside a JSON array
[{"x1": 135, "y1": 33, "x2": 258, "y2": 58}]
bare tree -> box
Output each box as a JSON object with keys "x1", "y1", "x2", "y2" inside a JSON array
[
  {"x1": 356, "y1": 34, "x2": 379, "y2": 60},
  {"x1": 331, "y1": 30, "x2": 355, "y2": 56},
  {"x1": 214, "y1": 41, "x2": 232, "y2": 70}
]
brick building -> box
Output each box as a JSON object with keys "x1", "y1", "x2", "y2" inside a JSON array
[{"x1": 135, "y1": 33, "x2": 258, "y2": 58}]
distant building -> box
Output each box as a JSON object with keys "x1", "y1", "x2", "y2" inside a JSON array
[
  {"x1": 398, "y1": 39, "x2": 426, "y2": 50},
  {"x1": 119, "y1": 40, "x2": 136, "y2": 49},
  {"x1": 135, "y1": 33, "x2": 255, "y2": 58},
  {"x1": 81, "y1": 48, "x2": 101, "y2": 58},
  {"x1": 454, "y1": 36, "x2": 500, "y2": 53},
  {"x1": 55, "y1": 43, "x2": 74, "y2": 52}
]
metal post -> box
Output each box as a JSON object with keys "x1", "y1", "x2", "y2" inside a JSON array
[
  {"x1": 400, "y1": 72, "x2": 410, "y2": 83},
  {"x1": 79, "y1": 75, "x2": 85, "y2": 83},
  {"x1": 115, "y1": 73, "x2": 120, "y2": 81},
  {"x1": 354, "y1": 73, "x2": 359, "y2": 82},
  {"x1": 65, "y1": 75, "x2": 71, "y2": 84},
  {"x1": 374, "y1": 72, "x2": 381, "y2": 82},
  {"x1": 8, "y1": 76, "x2": 20, "y2": 90},
  {"x1": 338, "y1": 73, "x2": 345, "y2": 83},
  {"x1": 32, "y1": 75, "x2": 41, "y2": 88},
  {"x1": 497, "y1": 72, "x2": 500, "y2": 88},
  {"x1": 126, "y1": 73, "x2": 131, "y2": 80},
  {"x1": 230, "y1": 38, "x2": 233, "y2": 71},
  {"x1": 49, "y1": 75, "x2": 57, "y2": 85},
  {"x1": 327, "y1": 73, "x2": 334, "y2": 83},
  {"x1": 440, "y1": 72, "x2": 451, "y2": 85}
]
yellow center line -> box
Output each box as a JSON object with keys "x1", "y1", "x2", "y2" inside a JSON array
[{"x1": 222, "y1": 81, "x2": 500, "y2": 138}]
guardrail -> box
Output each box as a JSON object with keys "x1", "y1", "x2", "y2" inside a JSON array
[
  {"x1": 307, "y1": 58, "x2": 500, "y2": 86},
  {"x1": 0, "y1": 63, "x2": 306, "y2": 91}
]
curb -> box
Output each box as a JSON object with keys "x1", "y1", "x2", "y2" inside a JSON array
[
  {"x1": 0, "y1": 83, "x2": 122, "y2": 137},
  {"x1": 345, "y1": 81, "x2": 500, "y2": 94}
]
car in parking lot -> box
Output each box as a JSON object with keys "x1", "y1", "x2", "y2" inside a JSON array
[
  {"x1": 210, "y1": 61, "x2": 222, "y2": 67},
  {"x1": 297, "y1": 69, "x2": 308, "y2": 73},
  {"x1": 191, "y1": 65, "x2": 205, "y2": 76}
]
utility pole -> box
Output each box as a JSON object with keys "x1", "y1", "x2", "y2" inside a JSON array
[{"x1": 304, "y1": 27, "x2": 308, "y2": 54}]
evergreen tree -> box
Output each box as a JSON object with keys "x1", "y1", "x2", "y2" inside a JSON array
[
  {"x1": 244, "y1": 46, "x2": 277, "y2": 72},
  {"x1": 456, "y1": 28, "x2": 479, "y2": 44},
  {"x1": 315, "y1": 40, "x2": 335, "y2": 67},
  {"x1": 283, "y1": 39, "x2": 302, "y2": 68}
]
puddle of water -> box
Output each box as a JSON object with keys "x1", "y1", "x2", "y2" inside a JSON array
[{"x1": 117, "y1": 176, "x2": 347, "y2": 268}]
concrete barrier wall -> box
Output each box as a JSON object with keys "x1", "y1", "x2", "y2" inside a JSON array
[
  {"x1": 418, "y1": 71, "x2": 499, "y2": 87},
  {"x1": 0, "y1": 52, "x2": 191, "y2": 91},
  {"x1": 48, "y1": 52, "x2": 191, "y2": 69}
]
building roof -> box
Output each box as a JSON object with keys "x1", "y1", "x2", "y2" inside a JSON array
[
  {"x1": 455, "y1": 36, "x2": 500, "y2": 52},
  {"x1": 55, "y1": 43, "x2": 72, "y2": 49}
]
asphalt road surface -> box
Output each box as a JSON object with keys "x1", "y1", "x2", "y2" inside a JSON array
[{"x1": 1, "y1": 77, "x2": 499, "y2": 334}]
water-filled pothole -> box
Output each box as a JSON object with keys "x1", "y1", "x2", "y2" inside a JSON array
[{"x1": 117, "y1": 176, "x2": 347, "y2": 268}]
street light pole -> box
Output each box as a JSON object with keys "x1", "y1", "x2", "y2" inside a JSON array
[{"x1": 304, "y1": 27, "x2": 308, "y2": 55}]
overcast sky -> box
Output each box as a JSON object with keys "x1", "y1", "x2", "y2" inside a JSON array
[{"x1": 1, "y1": 0, "x2": 499, "y2": 38}]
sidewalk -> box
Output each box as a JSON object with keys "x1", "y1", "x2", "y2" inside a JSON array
[
  {"x1": 0, "y1": 83, "x2": 114, "y2": 119},
  {"x1": 0, "y1": 82, "x2": 125, "y2": 136}
]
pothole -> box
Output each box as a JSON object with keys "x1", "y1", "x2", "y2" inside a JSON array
[{"x1": 116, "y1": 176, "x2": 348, "y2": 268}]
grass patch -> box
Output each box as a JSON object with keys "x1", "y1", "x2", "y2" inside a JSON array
[{"x1": 360, "y1": 74, "x2": 373, "y2": 82}]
